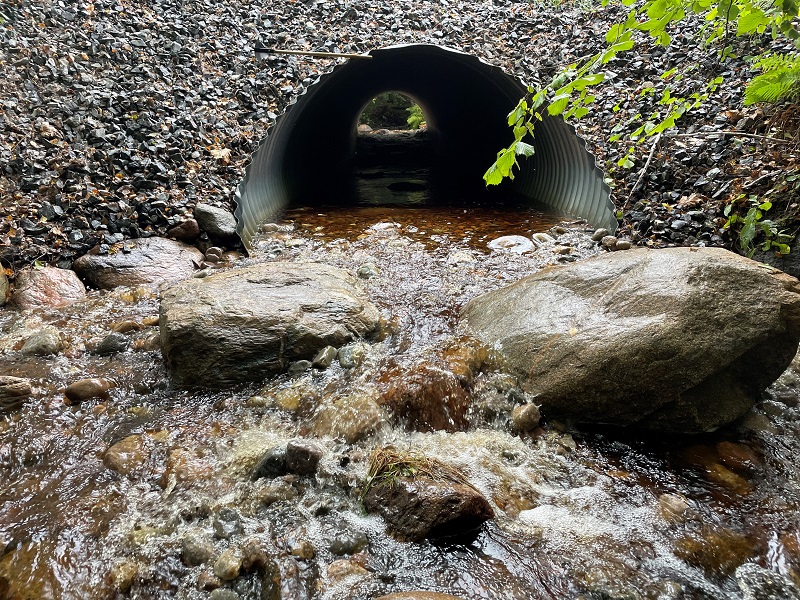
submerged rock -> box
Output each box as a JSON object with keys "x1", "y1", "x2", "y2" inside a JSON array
[
  {"x1": 65, "y1": 378, "x2": 111, "y2": 403},
  {"x1": 463, "y1": 247, "x2": 800, "y2": 433},
  {"x1": 73, "y1": 238, "x2": 203, "y2": 289},
  {"x1": 11, "y1": 266, "x2": 85, "y2": 309},
  {"x1": 378, "y1": 363, "x2": 470, "y2": 432},
  {"x1": 736, "y1": 562, "x2": 800, "y2": 600},
  {"x1": 159, "y1": 262, "x2": 380, "y2": 388}
]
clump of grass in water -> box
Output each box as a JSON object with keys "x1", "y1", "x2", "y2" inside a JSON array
[{"x1": 360, "y1": 446, "x2": 480, "y2": 503}]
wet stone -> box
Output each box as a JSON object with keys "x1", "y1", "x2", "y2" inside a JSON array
[
  {"x1": 327, "y1": 558, "x2": 370, "y2": 583},
  {"x1": 285, "y1": 440, "x2": 323, "y2": 476},
  {"x1": 357, "y1": 262, "x2": 380, "y2": 279},
  {"x1": 337, "y1": 343, "x2": 367, "y2": 369},
  {"x1": 311, "y1": 393, "x2": 386, "y2": 443},
  {"x1": 240, "y1": 538, "x2": 272, "y2": 573},
  {"x1": 213, "y1": 507, "x2": 244, "y2": 540},
  {"x1": 182, "y1": 529, "x2": 216, "y2": 566},
  {"x1": 210, "y1": 589, "x2": 239, "y2": 600},
  {"x1": 511, "y1": 403, "x2": 541, "y2": 432},
  {"x1": 10, "y1": 266, "x2": 85, "y2": 309},
  {"x1": 0, "y1": 271, "x2": 8, "y2": 306},
  {"x1": 328, "y1": 528, "x2": 368, "y2": 556},
  {"x1": 312, "y1": 345, "x2": 337, "y2": 369},
  {"x1": 104, "y1": 434, "x2": 148, "y2": 476},
  {"x1": 487, "y1": 235, "x2": 535, "y2": 254},
  {"x1": 109, "y1": 561, "x2": 138, "y2": 594},
  {"x1": 0, "y1": 376, "x2": 32, "y2": 413},
  {"x1": 364, "y1": 472, "x2": 494, "y2": 542},
  {"x1": 213, "y1": 546, "x2": 243, "y2": 581},
  {"x1": 600, "y1": 235, "x2": 618, "y2": 249},
  {"x1": 289, "y1": 540, "x2": 316, "y2": 560},
  {"x1": 252, "y1": 447, "x2": 288, "y2": 480},
  {"x1": 168, "y1": 218, "x2": 201, "y2": 242},
  {"x1": 197, "y1": 572, "x2": 223, "y2": 591},
  {"x1": 93, "y1": 331, "x2": 130, "y2": 355},
  {"x1": 736, "y1": 562, "x2": 800, "y2": 600},
  {"x1": 73, "y1": 237, "x2": 203, "y2": 289},
  {"x1": 591, "y1": 228, "x2": 611, "y2": 241},
  {"x1": 20, "y1": 325, "x2": 63, "y2": 356},
  {"x1": 288, "y1": 360, "x2": 312, "y2": 376},
  {"x1": 615, "y1": 239, "x2": 632, "y2": 250},
  {"x1": 65, "y1": 377, "x2": 111, "y2": 403}
]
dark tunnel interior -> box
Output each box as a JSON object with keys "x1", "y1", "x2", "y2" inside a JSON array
[{"x1": 235, "y1": 45, "x2": 615, "y2": 248}]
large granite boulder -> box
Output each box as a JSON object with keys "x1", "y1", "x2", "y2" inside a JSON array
[
  {"x1": 10, "y1": 266, "x2": 85, "y2": 309},
  {"x1": 462, "y1": 247, "x2": 800, "y2": 433},
  {"x1": 160, "y1": 262, "x2": 380, "y2": 388},
  {"x1": 73, "y1": 237, "x2": 203, "y2": 289}
]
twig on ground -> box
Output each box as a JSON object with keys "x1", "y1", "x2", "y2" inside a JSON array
[{"x1": 626, "y1": 132, "x2": 662, "y2": 210}]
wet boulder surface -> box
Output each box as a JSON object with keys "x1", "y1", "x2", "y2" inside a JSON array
[
  {"x1": 73, "y1": 237, "x2": 203, "y2": 289},
  {"x1": 463, "y1": 247, "x2": 800, "y2": 433},
  {"x1": 159, "y1": 261, "x2": 381, "y2": 388}
]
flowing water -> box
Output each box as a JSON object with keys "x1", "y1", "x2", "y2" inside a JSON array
[{"x1": 2, "y1": 203, "x2": 800, "y2": 600}]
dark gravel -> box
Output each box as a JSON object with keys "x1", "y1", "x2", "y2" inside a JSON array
[{"x1": 1, "y1": 0, "x2": 798, "y2": 271}]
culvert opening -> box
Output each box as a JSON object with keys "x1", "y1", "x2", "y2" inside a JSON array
[
  {"x1": 355, "y1": 92, "x2": 433, "y2": 206},
  {"x1": 235, "y1": 45, "x2": 616, "y2": 249}
]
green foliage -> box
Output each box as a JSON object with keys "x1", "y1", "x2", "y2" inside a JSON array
[
  {"x1": 485, "y1": 0, "x2": 800, "y2": 186},
  {"x1": 745, "y1": 52, "x2": 800, "y2": 104},
  {"x1": 724, "y1": 195, "x2": 791, "y2": 256},
  {"x1": 406, "y1": 103, "x2": 426, "y2": 129},
  {"x1": 359, "y1": 92, "x2": 414, "y2": 129}
]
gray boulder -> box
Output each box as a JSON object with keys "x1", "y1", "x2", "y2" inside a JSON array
[
  {"x1": 160, "y1": 262, "x2": 380, "y2": 388},
  {"x1": 73, "y1": 238, "x2": 203, "y2": 289},
  {"x1": 11, "y1": 266, "x2": 85, "y2": 309},
  {"x1": 462, "y1": 247, "x2": 800, "y2": 433},
  {"x1": 194, "y1": 203, "x2": 237, "y2": 238}
]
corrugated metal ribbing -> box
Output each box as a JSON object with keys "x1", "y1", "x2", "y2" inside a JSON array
[{"x1": 235, "y1": 44, "x2": 616, "y2": 250}]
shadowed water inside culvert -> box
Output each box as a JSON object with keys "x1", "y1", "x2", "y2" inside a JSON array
[{"x1": 2, "y1": 208, "x2": 800, "y2": 599}]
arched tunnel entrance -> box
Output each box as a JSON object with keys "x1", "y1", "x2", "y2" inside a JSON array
[{"x1": 235, "y1": 44, "x2": 615, "y2": 249}]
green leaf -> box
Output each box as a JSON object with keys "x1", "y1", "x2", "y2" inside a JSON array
[
  {"x1": 547, "y1": 94, "x2": 571, "y2": 116},
  {"x1": 514, "y1": 141, "x2": 535, "y2": 157},
  {"x1": 737, "y1": 8, "x2": 767, "y2": 35}
]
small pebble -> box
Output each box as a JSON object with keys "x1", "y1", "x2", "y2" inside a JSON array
[
  {"x1": 600, "y1": 235, "x2": 618, "y2": 250},
  {"x1": 213, "y1": 547, "x2": 243, "y2": 581},
  {"x1": 511, "y1": 403, "x2": 541, "y2": 432},
  {"x1": 288, "y1": 360, "x2": 312, "y2": 376},
  {"x1": 94, "y1": 331, "x2": 130, "y2": 355},
  {"x1": 357, "y1": 262, "x2": 380, "y2": 279},
  {"x1": 591, "y1": 228, "x2": 610, "y2": 241},
  {"x1": 110, "y1": 320, "x2": 142, "y2": 334},
  {"x1": 20, "y1": 326, "x2": 63, "y2": 356},
  {"x1": 312, "y1": 346, "x2": 337, "y2": 369},
  {"x1": 615, "y1": 239, "x2": 632, "y2": 250}
]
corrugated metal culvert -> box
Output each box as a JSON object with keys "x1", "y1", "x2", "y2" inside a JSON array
[{"x1": 235, "y1": 44, "x2": 615, "y2": 249}]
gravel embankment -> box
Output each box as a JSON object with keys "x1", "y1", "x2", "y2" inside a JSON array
[{"x1": 1, "y1": 0, "x2": 797, "y2": 269}]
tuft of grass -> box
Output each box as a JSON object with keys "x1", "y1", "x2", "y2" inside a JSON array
[{"x1": 360, "y1": 446, "x2": 478, "y2": 502}]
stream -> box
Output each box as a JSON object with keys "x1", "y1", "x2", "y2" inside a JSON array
[{"x1": 2, "y1": 200, "x2": 800, "y2": 600}]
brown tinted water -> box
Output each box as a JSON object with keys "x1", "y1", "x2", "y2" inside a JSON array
[{"x1": 1, "y1": 207, "x2": 800, "y2": 599}]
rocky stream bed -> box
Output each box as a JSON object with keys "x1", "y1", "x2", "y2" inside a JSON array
[{"x1": 3, "y1": 210, "x2": 800, "y2": 600}]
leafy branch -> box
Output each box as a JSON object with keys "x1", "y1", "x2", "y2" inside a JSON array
[{"x1": 485, "y1": 0, "x2": 800, "y2": 186}]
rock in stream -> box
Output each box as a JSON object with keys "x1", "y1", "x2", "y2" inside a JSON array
[
  {"x1": 463, "y1": 247, "x2": 800, "y2": 432},
  {"x1": 159, "y1": 262, "x2": 380, "y2": 387}
]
